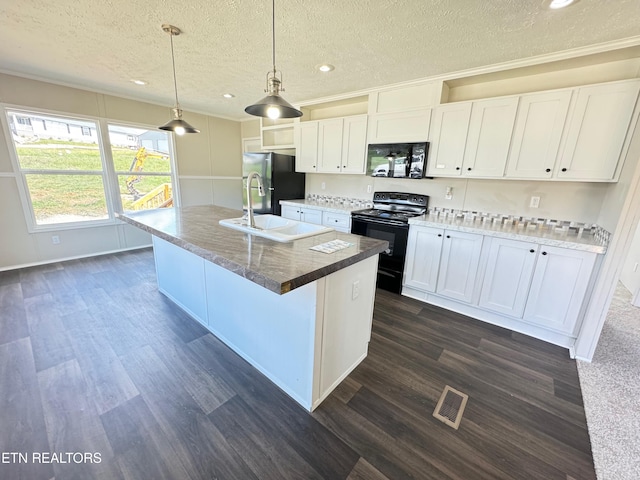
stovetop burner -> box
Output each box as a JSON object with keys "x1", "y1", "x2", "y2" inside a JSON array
[
  {"x1": 353, "y1": 209, "x2": 419, "y2": 221},
  {"x1": 352, "y1": 191, "x2": 429, "y2": 224}
]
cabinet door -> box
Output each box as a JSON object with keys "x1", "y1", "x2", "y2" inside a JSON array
[
  {"x1": 367, "y1": 110, "x2": 431, "y2": 144},
  {"x1": 403, "y1": 226, "x2": 444, "y2": 293},
  {"x1": 463, "y1": 97, "x2": 519, "y2": 177},
  {"x1": 523, "y1": 246, "x2": 597, "y2": 334},
  {"x1": 506, "y1": 90, "x2": 572, "y2": 179},
  {"x1": 558, "y1": 81, "x2": 640, "y2": 180},
  {"x1": 427, "y1": 103, "x2": 472, "y2": 176},
  {"x1": 300, "y1": 207, "x2": 323, "y2": 225},
  {"x1": 295, "y1": 122, "x2": 319, "y2": 173},
  {"x1": 478, "y1": 238, "x2": 538, "y2": 317},
  {"x1": 341, "y1": 115, "x2": 368, "y2": 174},
  {"x1": 436, "y1": 230, "x2": 483, "y2": 303},
  {"x1": 317, "y1": 118, "x2": 344, "y2": 173},
  {"x1": 280, "y1": 205, "x2": 300, "y2": 220}
]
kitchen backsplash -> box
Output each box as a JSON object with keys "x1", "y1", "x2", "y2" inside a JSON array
[
  {"x1": 305, "y1": 174, "x2": 610, "y2": 226},
  {"x1": 426, "y1": 207, "x2": 611, "y2": 245}
]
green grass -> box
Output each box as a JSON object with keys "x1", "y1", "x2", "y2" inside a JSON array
[
  {"x1": 16, "y1": 145, "x2": 170, "y2": 172},
  {"x1": 17, "y1": 141, "x2": 173, "y2": 222}
]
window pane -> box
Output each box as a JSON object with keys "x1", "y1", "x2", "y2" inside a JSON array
[
  {"x1": 118, "y1": 175, "x2": 173, "y2": 212},
  {"x1": 25, "y1": 174, "x2": 109, "y2": 224},
  {"x1": 108, "y1": 124, "x2": 174, "y2": 212},
  {"x1": 108, "y1": 125, "x2": 171, "y2": 174},
  {"x1": 7, "y1": 111, "x2": 102, "y2": 170}
]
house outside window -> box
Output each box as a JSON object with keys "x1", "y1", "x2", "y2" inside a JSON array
[
  {"x1": 108, "y1": 125, "x2": 174, "y2": 212},
  {"x1": 3, "y1": 108, "x2": 177, "y2": 231}
]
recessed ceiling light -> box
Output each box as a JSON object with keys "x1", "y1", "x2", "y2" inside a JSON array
[
  {"x1": 549, "y1": 0, "x2": 576, "y2": 9},
  {"x1": 317, "y1": 64, "x2": 335, "y2": 73},
  {"x1": 222, "y1": 93, "x2": 235, "y2": 98},
  {"x1": 131, "y1": 79, "x2": 148, "y2": 86}
]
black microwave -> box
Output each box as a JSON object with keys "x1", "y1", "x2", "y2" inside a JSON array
[{"x1": 366, "y1": 142, "x2": 429, "y2": 179}]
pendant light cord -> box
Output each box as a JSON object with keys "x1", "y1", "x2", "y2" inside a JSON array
[
  {"x1": 170, "y1": 32, "x2": 180, "y2": 108},
  {"x1": 271, "y1": 0, "x2": 276, "y2": 73}
]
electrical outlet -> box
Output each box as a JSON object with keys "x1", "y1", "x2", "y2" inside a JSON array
[
  {"x1": 321, "y1": 182, "x2": 326, "y2": 190},
  {"x1": 51, "y1": 235, "x2": 60, "y2": 245},
  {"x1": 530, "y1": 196, "x2": 540, "y2": 208},
  {"x1": 367, "y1": 184, "x2": 372, "y2": 194},
  {"x1": 352, "y1": 280, "x2": 360, "y2": 300},
  {"x1": 445, "y1": 186, "x2": 453, "y2": 200}
]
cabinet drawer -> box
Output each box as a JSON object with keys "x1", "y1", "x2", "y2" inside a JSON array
[{"x1": 323, "y1": 212, "x2": 351, "y2": 231}]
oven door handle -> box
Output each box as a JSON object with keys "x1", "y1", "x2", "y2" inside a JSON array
[{"x1": 351, "y1": 215, "x2": 409, "y2": 228}]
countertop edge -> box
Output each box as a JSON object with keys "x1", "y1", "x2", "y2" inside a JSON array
[
  {"x1": 117, "y1": 213, "x2": 387, "y2": 295},
  {"x1": 408, "y1": 217, "x2": 607, "y2": 254}
]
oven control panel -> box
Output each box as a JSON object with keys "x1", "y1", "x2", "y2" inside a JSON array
[{"x1": 373, "y1": 191, "x2": 428, "y2": 208}]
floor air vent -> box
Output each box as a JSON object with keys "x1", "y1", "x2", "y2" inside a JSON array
[{"x1": 433, "y1": 385, "x2": 468, "y2": 430}]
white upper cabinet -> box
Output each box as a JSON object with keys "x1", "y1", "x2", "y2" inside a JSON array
[
  {"x1": 557, "y1": 80, "x2": 640, "y2": 181},
  {"x1": 369, "y1": 82, "x2": 441, "y2": 114},
  {"x1": 295, "y1": 121, "x2": 319, "y2": 173},
  {"x1": 367, "y1": 110, "x2": 431, "y2": 144},
  {"x1": 427, "y1": 103, "x2": 473, "y2": 176},
  {"x1": 317, "y1": 118, "x2": 344, "y2": 173},
  {"x1": 506, "y1": 90, "x2": 572, "y2": 179},
  {"x1": 341, "y1": 115, "x2": 368, "y2": 174},
  {"x1": 462, "y1": 97, "x2": 519, "y2": 177},
  {"x1": 295, "y1": 114, "x2": 368, "y2": 175},
  {"x1": 367, "y1": 82, "x2": 437, "y2": 144}
]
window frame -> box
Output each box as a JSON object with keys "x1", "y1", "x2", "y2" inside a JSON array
[{"x1": 1, "y1": 104, "x2": 180, "y2": 233}]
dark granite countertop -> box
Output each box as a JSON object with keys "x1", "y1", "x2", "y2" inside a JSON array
[{"x1": 117, "y1": 205, "x2": 388, "y2": 295}]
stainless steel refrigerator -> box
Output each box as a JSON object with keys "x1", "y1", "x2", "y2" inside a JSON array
[{"x1": 242, "y1": 152, "x2": 305, "y2": 216}]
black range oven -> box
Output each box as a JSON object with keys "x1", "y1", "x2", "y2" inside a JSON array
[{"x1": 351, "y1": 192, "x2": 428, "y2": 293}]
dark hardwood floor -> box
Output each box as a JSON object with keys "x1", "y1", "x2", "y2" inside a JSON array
[{"x1": 0, "y1": 248, "x2": 596, "y2": 479}]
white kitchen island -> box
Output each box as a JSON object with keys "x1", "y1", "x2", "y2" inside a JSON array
[{"x1": 118, "y1": 205, "x2": 387, "y2": 412}]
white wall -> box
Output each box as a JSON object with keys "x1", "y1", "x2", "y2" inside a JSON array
[
  {"x1": 0, "y1": 73, "x2": 242, "y2": 270},
  {"x1": 620, "y1": 221, "x2": 640, "y2": 296},
  {"x1": 305, "y1": 174, "x2": 609, "y2": 224}
]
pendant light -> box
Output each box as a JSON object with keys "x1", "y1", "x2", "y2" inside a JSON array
[
  {"x1": 245, "y1": 0, "x2": 303, "y2": 119},
  {"x1": 158, "y1": 24, "x2": 199, "y2": 135}
]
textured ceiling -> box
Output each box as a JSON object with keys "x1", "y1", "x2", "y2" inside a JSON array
[{"x1": 1, "y1": 0, "x2": 639, "y2": 120}]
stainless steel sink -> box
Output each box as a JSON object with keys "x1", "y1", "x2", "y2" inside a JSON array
[{"x1": 219, "y1": 214, "x2": 334, "y2": 242}]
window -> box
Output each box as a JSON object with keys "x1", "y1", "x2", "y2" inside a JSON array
[
  {"x1": 5, "y1": 108, "x2": 176, "y2": 230},
  {"x1": 108, "y1": 125, "x2": 174, "y2": 212}
]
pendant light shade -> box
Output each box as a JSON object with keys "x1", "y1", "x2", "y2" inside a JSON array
[
  {"x1": 245, "y1": 0, "x2": 302, "y2": 119},
  {"x1": 159, "y1": 108, "x2": 200, "y2": 135},
  {"x1": 158, "y1": 24, "x2": 199, "y2": 134}
]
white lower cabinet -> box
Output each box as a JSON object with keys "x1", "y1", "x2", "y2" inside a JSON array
[
  {"x1": 322, "y1": 211, "x2": 351, "y2": 233},
  {"x1": 281, "y1": 203, "x2": 350, "y2": 232},
  {"x1": 404, "y1": 226, "x2": 444, "y2": 292},
  {"x1": 402, "y1": 225, "x2": 600, "y2": 348},
  {"x1": 436, "y1": 230, "x2": 484, "y2": 303},
  {"x1": 523, "y1": 245, "x2": 597, "y2": 334},
  {"x1": 280, "y1": 205, "x2": 323, "y2": 225},
  {"x1": 478, "y1": 237, "x2": 538, "y2": 318}
]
